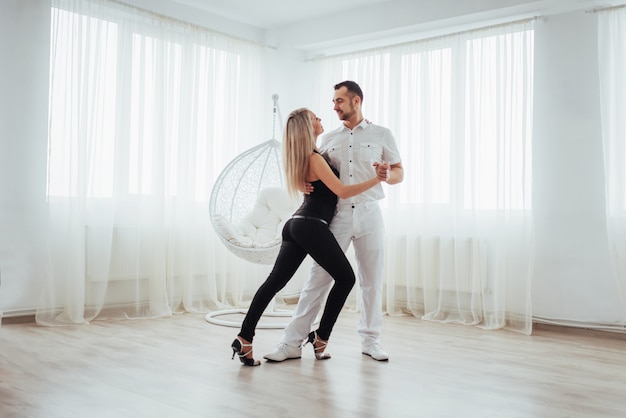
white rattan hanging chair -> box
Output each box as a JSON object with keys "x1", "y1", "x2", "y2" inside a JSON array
[
  {"x1": 209, "y1": 139, "x2": 292, "y2": 265},
  {"x1": 206, "y1": 94, "x2": 297, "y2": 328}
]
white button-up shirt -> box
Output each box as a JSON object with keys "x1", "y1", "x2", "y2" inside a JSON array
[{"x1": 320, "y1": 119, "x2": 402, "y2": 205}]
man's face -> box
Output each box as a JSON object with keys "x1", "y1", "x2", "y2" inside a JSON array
[{"x1": 332, "y1": 86, "x2": 356, "y2": 121}]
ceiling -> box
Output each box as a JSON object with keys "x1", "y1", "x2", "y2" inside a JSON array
[{"x1": 171, "y1": 0, "x2": 395, "y2": 29}]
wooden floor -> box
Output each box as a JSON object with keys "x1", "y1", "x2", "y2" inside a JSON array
[{"x1": 1, "y1": 310, "x2": 625, "y2": 418}]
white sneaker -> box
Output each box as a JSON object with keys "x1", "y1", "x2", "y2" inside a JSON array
[
  {"x1": 263, "y1": 343, "x2": 302, "y2": 362},
  {"x1": 362, "y1": 343, "x2": 389, "y2": 361}
]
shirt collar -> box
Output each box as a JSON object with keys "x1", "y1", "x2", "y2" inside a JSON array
[{"x1": 341, "y1": 118, "x2": 369, "y2": 131}]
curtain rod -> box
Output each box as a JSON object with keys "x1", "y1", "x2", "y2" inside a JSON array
[
  {"x1": 96, "y1": 0, "x2": 268, "y2": 48},
  {"x1": 404, "y1": 16, "x2": 539, "y2": 43},
  {"x1": 309, "y1": 16, "x2": 538, "y2": 61},
  {"x1": 586, "y1": 3, "x2": 626, "y2": 13}
]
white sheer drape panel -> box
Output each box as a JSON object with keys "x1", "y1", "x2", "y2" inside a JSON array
[
  {"x1": 598, "y1": 7, "x2": 626, "y2": 317},
  {"x1": 314, "y1": 21, "x2": 535, "y2": 334},
  {"x1": 38, "y1": 0, "x2": 269, "y2": 325}
]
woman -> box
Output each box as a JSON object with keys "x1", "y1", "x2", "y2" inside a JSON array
[{"x1": 230, "y1": 108, "x2": 382, "y2": 366}]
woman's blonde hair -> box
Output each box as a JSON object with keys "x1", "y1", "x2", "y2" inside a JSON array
[{"x1": 283, "y1": 108, "x2": 316, "y2": 197}]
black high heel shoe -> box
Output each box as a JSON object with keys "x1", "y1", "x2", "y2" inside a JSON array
[
  {"x1": 306, "y1": 331, "x2": 331, "y2": 360},
  {"x1": 231, "y1": 337, "x2": 261, "y2": 366}
]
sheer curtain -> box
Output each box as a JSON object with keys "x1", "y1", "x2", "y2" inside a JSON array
[
  {"x1": 313, "y1": 20, "x2": 535, "y2": 334},
  {"x1": 598, "y1": 6, "x2": 626, "y2": 318},
  {"x1": 38, "y1": 0, "x2": 271, "y2": 325}
]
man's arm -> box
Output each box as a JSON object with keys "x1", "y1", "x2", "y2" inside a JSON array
[{"x1": 387, "y1": 162, "x2": 404, "y2": 184}]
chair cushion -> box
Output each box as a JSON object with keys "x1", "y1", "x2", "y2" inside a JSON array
[
  {"x1": 213, "y1": 214, "x2": 253, "y2": 246},
  {"x1": 213, "y1": 188, "x2": 296, "y2": 248}
]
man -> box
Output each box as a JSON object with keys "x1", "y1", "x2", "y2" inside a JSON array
[{"x1": 265, "y1": 80, "x2": 404, "y2": 361}]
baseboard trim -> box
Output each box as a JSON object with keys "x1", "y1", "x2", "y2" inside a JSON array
[
  {"x1": 3, "y1": 310, "x2": 625, "y2": 340},
  {"x1": 533, "y1": 322, "x2": 626, "y2": 340}
]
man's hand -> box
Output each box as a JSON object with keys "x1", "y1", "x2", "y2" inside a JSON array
[
  {"x1": 300, "y1": 182, "x2": 314, "y2": 195},
  {"x1": 373, "y1": 161, "x2": 390, "y2": 182}
]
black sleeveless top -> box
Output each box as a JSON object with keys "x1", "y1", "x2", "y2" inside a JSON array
[{"x1": 293, "y1": 151, "x2": 340, "y2": 224}]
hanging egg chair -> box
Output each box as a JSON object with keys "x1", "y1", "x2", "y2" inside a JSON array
[
  {"x1": 206, "y1": 94, "x2": 298, "y2": 328},
  {"x1": 209, "y1": 94, "x2": 296, "y2": 264},
  {"x1": 209, "y1": 140, "x2": 293, "y2": 265}
]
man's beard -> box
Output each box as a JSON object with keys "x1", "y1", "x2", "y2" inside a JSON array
[{"x1": 338, "y1": 108, "x2": 354, "y2": 121}]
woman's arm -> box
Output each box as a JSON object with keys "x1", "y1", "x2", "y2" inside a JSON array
[{"x1": 309, "y1": 153, "x2": 380, "y2": 199}]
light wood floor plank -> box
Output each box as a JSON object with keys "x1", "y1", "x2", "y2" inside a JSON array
[{"x1": 1, "y1": 311, "x2": 625, "y2": 417}]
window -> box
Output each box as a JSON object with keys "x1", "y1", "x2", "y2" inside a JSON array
[
  {"x1": 314, "y1": 22, "x2": 534, "y2": 210},
  {"x1": 48, "y1": 2, "x2": 265, "y2": 201}
]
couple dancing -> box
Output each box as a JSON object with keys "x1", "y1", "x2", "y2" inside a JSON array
[{"x1": 230, "y1": 81, "x2": 404, "y2": 366}]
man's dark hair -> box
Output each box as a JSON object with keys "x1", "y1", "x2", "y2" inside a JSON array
[{"x1": 334, "y1": 80, "x2": 363, "y2": 102}]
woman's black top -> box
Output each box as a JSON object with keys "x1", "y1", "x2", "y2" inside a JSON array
[{"x1": 292, "y1": 151, "x2": 340, "y2": 224}]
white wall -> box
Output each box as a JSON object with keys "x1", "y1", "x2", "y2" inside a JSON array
[
  {"x1": 532, "y1": 13, "x2": 623, "y2": 325},
  {"x1": 0, "y1": 0, "x2": 51, "y2": 313}
]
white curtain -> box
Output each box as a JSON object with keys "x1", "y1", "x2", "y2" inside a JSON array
[
  {"x1": 38, "y1": 0, "x2": 276, "y2": 325},
  {"x1": 313, "y1": 20, "x2": 535, "y2": 334},
  {"x1": 598, "y1": 6, "x2": 626, "y2": 318}
]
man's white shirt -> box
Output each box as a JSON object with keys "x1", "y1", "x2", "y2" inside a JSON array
[{"x1": 320, "y1": 119, "x2": 402, "y2": 205}]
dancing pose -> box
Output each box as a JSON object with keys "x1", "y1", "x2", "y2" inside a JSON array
[
  {"x1": 265, "y1": 81, "x2": 404, "y2": 362},
  {"x1": 231, "y1": 107, "x2": 384, "y2": 366}
]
